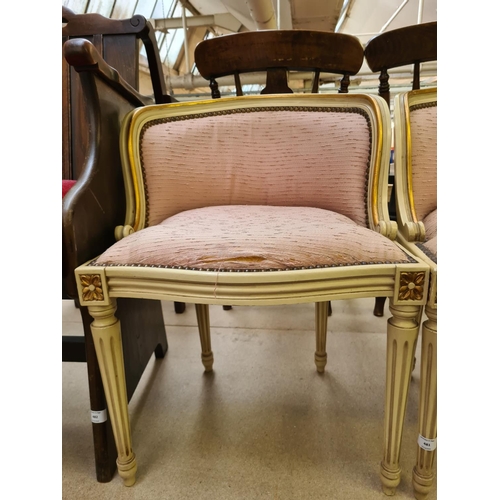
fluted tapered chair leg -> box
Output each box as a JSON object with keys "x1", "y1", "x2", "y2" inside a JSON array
[
  {"x1": 315, "y1": 301, "x2": 329, "y2": 373},
  {"x1": 380, "y1": 302, "x2": 420, "y2": 496},
  {"x1": 195, "y1": 304, "x2": 214, "y2": 372},
  {"x1": 413, "y1": 305, "x2": 437, "y2": 500},
  {"x1": 88, "y1": 300, "x2": 137, "y2": 486}
]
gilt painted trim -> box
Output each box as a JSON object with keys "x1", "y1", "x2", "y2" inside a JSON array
[{"x1": 406, "y1": 97, "x2": 437, "y2": 226}]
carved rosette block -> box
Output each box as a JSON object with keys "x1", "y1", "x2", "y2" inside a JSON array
[
  {"x1": 380, "y1": 302, "x2": 420, "y2": 496},
  {"x1": 315, "y1": 301, "x2": 329, "y2": 373},
  {"x1": 393, "y1": 268, "x2": 429, "y2": 307},
  {"x1": 412, "y1": 305, "x2": 437, "y2": 500},
  {"x1": 195, "y1": 304, "x2": 214, "y2": 372},
  {"x1": 88, "y1": 300, "x2": 136, "y2": 486},
  {"x1": 75, "y1": 268, "x2": 110, "y2": 306}
]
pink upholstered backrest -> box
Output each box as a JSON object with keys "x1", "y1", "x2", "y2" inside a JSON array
[
  {"x1": 409, "y1": 103, "x2": 437, "y2": 221},
  {"x1": 139, "y1": 107, "x2": 372, "y2": 227}
]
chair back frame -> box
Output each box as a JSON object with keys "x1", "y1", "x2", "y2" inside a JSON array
[
  {"x1": 117, "y1": 94, "x2": 395, "y2": 242},
  {"x1": 393, "y1": 88, "x2": 437, "y2": 243},
  {"x1": 364, "y1": 21, "x2": 437, "y2": 107},
  {"x1": 195, "y1": 30, "x2": 364, "y2": 97}
]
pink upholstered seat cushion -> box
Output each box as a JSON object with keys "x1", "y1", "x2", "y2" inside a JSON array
[{"x1": 96, "y1": 206, "x2": 413, "y2": 271}]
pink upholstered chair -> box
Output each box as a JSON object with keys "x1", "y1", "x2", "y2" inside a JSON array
[
  {"x1": 364, "y1": 21, "x2": 437, "y2": 318},
  {"x1": 73, "y1": 93, "x2": 430, "y2": 493},
  {"x1": 392, "y1": 87, "x2": 437, "y2": 500}
]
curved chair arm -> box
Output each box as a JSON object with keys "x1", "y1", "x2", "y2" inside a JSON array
[
  {"x1": 64, "y1": 38, "x2": 152, "y2": 107},
  {"x1": 63, "y1": 8, "x2": 175, "y2": 105},
  {"x1": 62, "y1": 38, "x2": 150, "y2": 298}
]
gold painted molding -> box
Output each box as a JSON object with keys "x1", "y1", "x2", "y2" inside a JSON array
[{"x1": 393, "y1": 88, "x2": 437, "y2": 243}]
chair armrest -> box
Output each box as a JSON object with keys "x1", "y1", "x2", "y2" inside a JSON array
[
  {"x1": 63, "y1": 38, "x2": 153, "y2": 107},
  {"x1": 62, "y1": 39, "x2": 149, "y2": 297},
  {"x1": 63, "y1": 8, "x2": 176, "y2": 105}
]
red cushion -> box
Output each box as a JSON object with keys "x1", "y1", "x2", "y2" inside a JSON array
[{"x1": 62, "y1": 180, "x2": 76, "y2": 198}]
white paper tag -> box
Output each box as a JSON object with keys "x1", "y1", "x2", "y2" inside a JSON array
[
  {"x1": 418, "y1": 434, "x2": 437, "y2": 451},
  {"x1": 90, "y1": 409, "x2": 108, "y2": 423}
]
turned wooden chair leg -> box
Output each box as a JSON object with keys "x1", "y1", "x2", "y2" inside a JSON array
[
  {"x1": 88, "y1": 300, "x2": 137, "y2": 487},
  {"x1": 374, "y1": 296, "x2": 387, "y2": 317},
  {"x1": 380, "y1": 301, "x2": 420, "y2": 496},
  {"x1": 195, "y1": 304, "x2": 214, "y2": 372},
  {"x1": 315, "y1": 301, "x2": 329, "y2": 373},
  {"x1": 413, "y1": 305, "x2": 437, "y2": 500}
]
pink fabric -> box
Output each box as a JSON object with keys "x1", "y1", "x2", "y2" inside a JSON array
[
  {"x1": 140, "y1": 110, "x2": 371, "y2": 228},
  {"x1": 96, "y1": 205, "x2": 412, "y2": 271},
  {"x1": 410, "y1": 105, "x2": 437, "y2": 221}
]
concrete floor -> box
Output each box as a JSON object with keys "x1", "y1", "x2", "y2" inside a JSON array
[{"x1": 62, "y1": 298, "x2": 437, "y2": 499}]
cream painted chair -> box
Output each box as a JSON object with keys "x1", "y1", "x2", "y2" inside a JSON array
[
  {"x1": 73, "y1": 93, "x2": 430, "y2": 493},
  {"x1": 393, "y1": 87, "x2": 437, "y2": 499}
]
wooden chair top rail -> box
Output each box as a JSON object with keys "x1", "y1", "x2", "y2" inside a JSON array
[
  {"x1": 195, "y1": 30, "x2": 365, "y2": 79},
  {"x1": 364, "y1": 21, "x2": 437, "y2": 72}
]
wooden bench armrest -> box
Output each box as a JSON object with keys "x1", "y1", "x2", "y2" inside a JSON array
[
  {"x1": 63, "y1": 38, "x2": 153, "y2": 107},
  {"x1": 63, "y1": 39, "x2": 154, "y2": 297}
]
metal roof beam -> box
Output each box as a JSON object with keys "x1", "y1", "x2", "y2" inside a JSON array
[{"x1": 151, "y1": 13, "x2": 242, "y2": 32}]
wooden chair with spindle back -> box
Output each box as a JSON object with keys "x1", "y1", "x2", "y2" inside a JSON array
[{"x1": 194, "y1": 30, "x2": 365, "y2": 98}]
